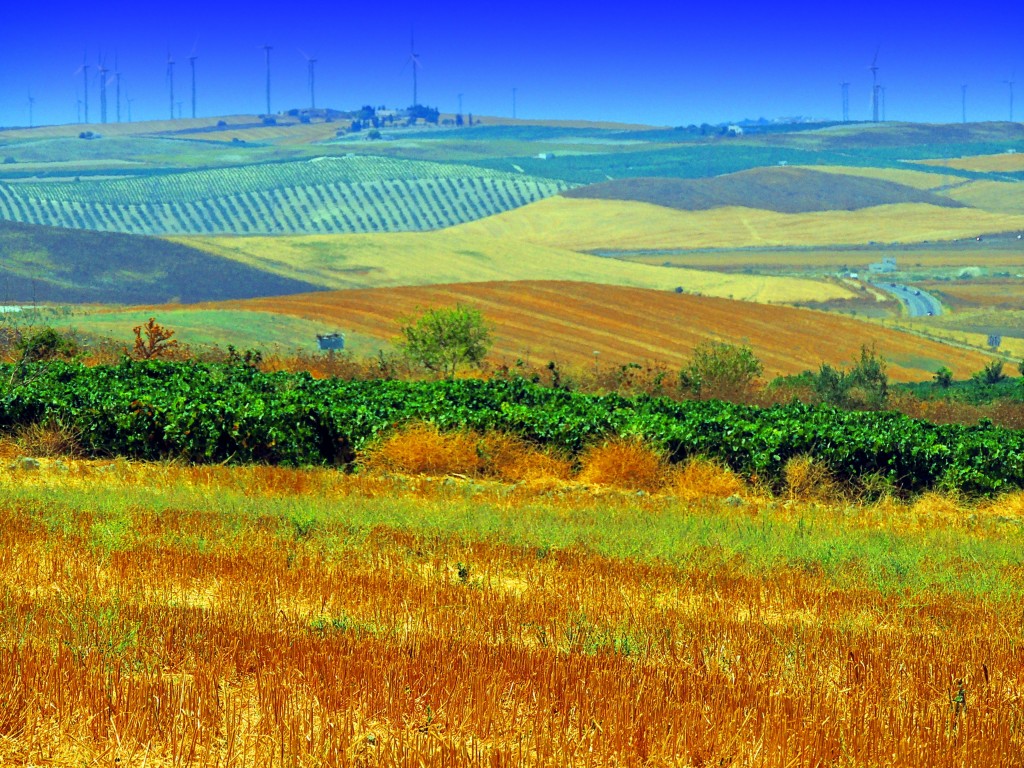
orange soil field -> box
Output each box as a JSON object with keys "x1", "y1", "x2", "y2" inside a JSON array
[
  {"x1": 214, "y1": 281, "x2": 994, "y2": 381},
  {"x1": 1, "y1": 464, "x2": 1021, "y2": 766}
]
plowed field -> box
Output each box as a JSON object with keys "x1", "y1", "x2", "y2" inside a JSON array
[{"x1": 218, "y1": 281, "x2": 994, "y2": 380}]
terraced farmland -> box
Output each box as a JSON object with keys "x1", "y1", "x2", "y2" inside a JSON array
[{"x1": 0, "y1": 156, "x2": 570, "y2": 235}]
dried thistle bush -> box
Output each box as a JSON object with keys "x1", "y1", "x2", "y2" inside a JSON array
[
  {"x1": 671, "y1": 457, "x2": 745, "y2": 501},
  {"x1": 359, "y1": 422, "x2": 484, "y2": 476},
  {"x1": 783, "y1": 455, "x2": 836, "y2": 501},
  {"x1": 577, "y1": 437, "x2": 669, "y2": 492},
  {"x1": 17, "y1": 417, "x2": 83, "y2": 458},
  {"x1": 479, "y1": 432, "x2": 573, "y2": 482}
]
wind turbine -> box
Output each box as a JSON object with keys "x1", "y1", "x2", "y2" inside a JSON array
[
  {"x1": 300, "y1": 49, "x2": 318, "y2": 110},
  {"x1": 1004, "y1": 73, "x2": 1016, "y2": 122},
  {"x1": 74, "y1": 54, "x2": 90, "y2": 123},
  {"x1": 125, "y1": 87, "x2": 134, "y2": 123},
  {"x1": 406, "y1": 30, "x2": 422, "y2": 107},
  {"x1": 114, "y1": 54, "x2": 122, "y2": 123},
  {"x1": 840, "y1": 81, "x2": 850, "y2": 123},
  {"x1": 188, "y1": 44, "x2": 198, "y2": 118},
  {"x1": 97, "y1": 56, "x2": 109, "y2": 124},
  {"x1": 166, "y1": 50, "x2": 176, "y2": 120},
  {"x1": 27, "y1": 92, "x2": 35, "y2": 128},
  {"x1": 961, "y1": 83, "x2": 967, "y2": 124},
  {"x1": 262, "y1": 44, "x2": 273, "y2": 115},
  {"x1": 868, "y1": 47, "x2": 880, "y2": 122}
]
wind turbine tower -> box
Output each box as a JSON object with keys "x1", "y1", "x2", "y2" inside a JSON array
[
  {"x1": 841, "y1": 81, "x2": 850, "y2": 123},
  {"x1": 166, "y1": 52, "x2": 176, "y2": 120},
  {"x1": 114, "y1": 55, "x2": 122, "y2": 122},
  {"x1": 961, "y1": 83, "x2": 967, "y2": 124},
  {"x1": 263, "y1": 44, "x2": 273, "y2": 115},
  {"x1": 301, "y1": 50, "x2": 317, "y2": 110},
  {"x1": 97, "y1": 58, "x2": 109, "y2": 124},
  {"x1": 869, "y1": 48, "x2": 880, "y2": 122},
  {"x1": 28, "y1": 93, "x2": 35, "y2": 128},
  {"x1": 407, "y1": 31, "x2": 422, "y2": 107},
  {"x1": 189, "y1": 52, "x2": 198, "y2": 118},
  {"x1": 1005, "y1": 75, "x2": 1016, "y2": 122},
  {"x1": 77, "y1": 56, "x2": 91, "y2": 123}
]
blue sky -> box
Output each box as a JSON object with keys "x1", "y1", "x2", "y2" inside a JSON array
[{"x1": 2, "y1": 0, "x2": 1022, "y2": 129}]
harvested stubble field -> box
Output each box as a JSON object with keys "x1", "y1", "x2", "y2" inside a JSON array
[{"x1": 0, "y1": 448, "x2": 1022, "y2": 767}]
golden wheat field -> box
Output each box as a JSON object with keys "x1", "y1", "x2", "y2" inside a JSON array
[
  {"x1": 453, "y1": 198, "x2": 1024, "y2": 251},
  {"x1": 205, "y1": 280, "x2": 996, "y2": 380},
  {"x1": 0, "y1": 438, "x2": 1022, "y2": 767},
  {"x1": 173, "y1": 231, "x2": 854, "y2": 304},
  {"x1": 791, "y1": 165, "x2": 972, "y2": 191}
]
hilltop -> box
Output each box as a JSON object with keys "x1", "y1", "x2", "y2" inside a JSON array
[{"x1": 562, "y1": 167, "x2": 965, "y2": 213}]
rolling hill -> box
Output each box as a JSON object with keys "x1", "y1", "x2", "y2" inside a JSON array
[
  {"x1": 174, "y1": 230, "x2": 856, "y2": 304},
  {"x1": 0, "y1": 220, "x2": 322, "y2": 304},
  {"x1": 0, "y1": 156, "x2": 570, "y2": 236},
  {"x1": 562, "y1": 167, "x2": 966, "y2": 213},
  {"x1": 454, "y1": 197, "x2": 1024, "y2": 251},
  {"x1": 140, "y1": 281, "x2": 995, "y2": 381}
]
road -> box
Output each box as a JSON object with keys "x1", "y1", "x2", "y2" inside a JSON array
[{"x1": 871, "y1": 282, "x2": 943, "y2": 317}]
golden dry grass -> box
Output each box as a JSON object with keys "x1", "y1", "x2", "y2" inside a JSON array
[
  {"x1": 670, "y1": 457, "x2": 746, "y2": 501},
  {"x1": 453, "y1": 197, "x2": 1024, "y2": 250},
  {"x1": 171, "y1": 228, "x2": 854, "y2": 304},
  {"x1": 942, "y1": 180, "x2": 1024, "y2": 214},
  {"x1": 576, "y1": 437, "x2": 669, "y2": 492},
  {"x1": 918, "y1": 152, "x2": 1024, "y2": 173},
  {"x1": 784, "y1": 455, "x2": 838, "y2": 501},
  {"x1": 359, "y1": 423, "x2": 485, "y2": 477},
  {"x1": 793, "y1": 164, "x2": 973, "y2": 190},
  {"x1": 0, "y1": 457, "x2": 1020, "y2": 766},
  {"x1": 209, "y1": 280, "x2": 996, "y2": 381}
]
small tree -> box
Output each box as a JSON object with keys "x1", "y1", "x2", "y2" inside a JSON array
[
  {"x1": 933, "y1": 366, "x2": 954, "y2": 389},
  {"x1": 679, "y1": 341, "x2": 763, "y2": 402},
  {"x1": 397, "y1": 305, "x2": 492, "y2": 379},
  {"x1": 973, "y1": 360, "x2": 1007, "y2": 386},
  {"x1": 18, "y1": 327, "x2": 78, "y2": 363},
  {"x1": 130, "y1": 318, "x2": 180, "y2": 360}
]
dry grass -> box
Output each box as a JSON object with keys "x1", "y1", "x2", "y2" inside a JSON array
[
  {"x1": 671, "y1": 457, "x2": 746, "y2": 501},
  {"x1": 454, "y1": 196, "x2": 1024, "y2": 251},
  {"x1": 577, "y1": 437, "x2": 669, "y2": 492},
  {"x1": 0, "y1": 460, "x2": 1020, "y2": 766},
  {"x1": 478, "y1": 432, "x2": 573, "y2": 482},
  {"x1": 784, "y1": 455, "x2": 838, "y2": 501},
  {"x1": 359, "y1": 422, "x2": 486, "y2": 477},
  {"x1": 15, "y1": 417, "x2": 83, "y2": 458}
]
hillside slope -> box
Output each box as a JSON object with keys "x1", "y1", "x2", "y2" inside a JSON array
[
  {"x1": 562, "y1": 167, "x2": 965, "y2": 213},
  {"x1": 0, "y1": 220, "x2": 322, "y2": 304},
  {"x1": 174, "y1": 230, "x2": 856, "y2": 304},
  {"x1": 208, "y1": 281, "x2": 992, "y2": 381},
  {"x1": 455, "y1": 197, "x2": 1024, "y2": 251}
]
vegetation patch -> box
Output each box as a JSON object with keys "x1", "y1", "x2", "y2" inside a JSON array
[{"x1": 563, "y1": 167, "x2": 966, "y2": 213}]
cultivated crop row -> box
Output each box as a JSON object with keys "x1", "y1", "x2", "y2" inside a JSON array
[
  {"x1": 3, "y1": 362, "x2": 1024, "y2": 494},
  {"x1": 0, "y1": 173, "x2": 566, "y2": 235}
]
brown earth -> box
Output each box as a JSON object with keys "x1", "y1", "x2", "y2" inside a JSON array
[{"x1": 211, "y1": 280, "x2": 994, "y2": 381}]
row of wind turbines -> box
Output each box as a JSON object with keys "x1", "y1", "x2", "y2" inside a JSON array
[
  {"x1": 840, "y1": 50, "x2": 1016, "y2": 124},
  {"x1": 63, "y1": 36, "x2": 424, "y2": 127}
]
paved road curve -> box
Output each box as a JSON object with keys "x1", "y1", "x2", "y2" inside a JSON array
[{"x1": 872, "y1": 282, "x2": 943, "y2": 317}]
